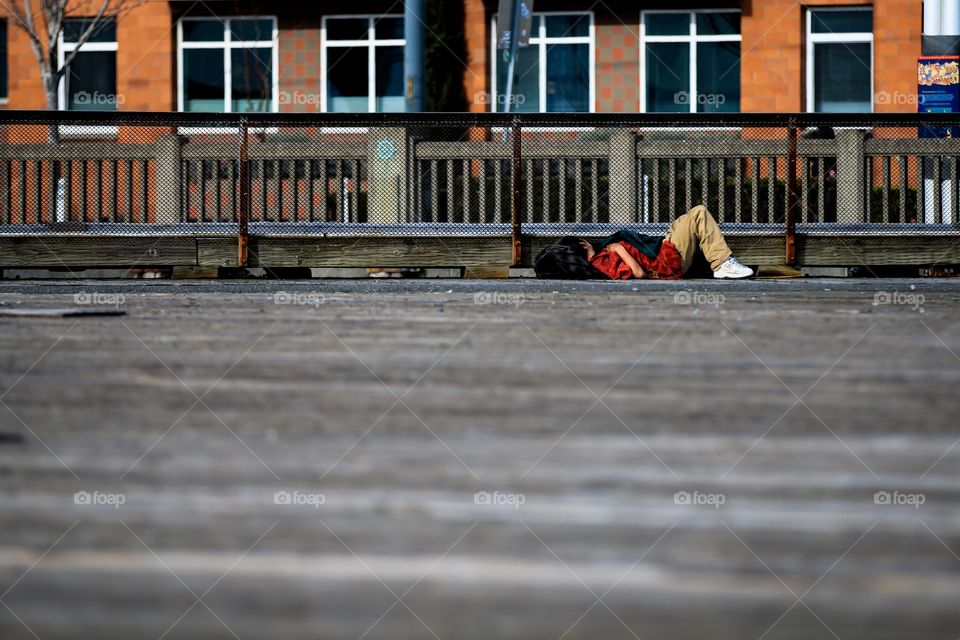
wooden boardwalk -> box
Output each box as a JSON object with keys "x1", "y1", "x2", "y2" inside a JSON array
[{"x1": 0, "y1": 280, "x2": 959, "y2": 639}]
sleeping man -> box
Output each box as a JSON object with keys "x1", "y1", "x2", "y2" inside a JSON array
[{"x1": 557, "y1": 205, "x2": 753, "y2": 280}]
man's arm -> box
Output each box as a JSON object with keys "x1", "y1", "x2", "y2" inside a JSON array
[{"x1": 608, "y1": 243, "x2": 646, "y2": 279}]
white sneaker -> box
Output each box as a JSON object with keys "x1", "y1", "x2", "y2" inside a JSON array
[{"x1": 713, "y1": 256, "x2": 754, "y2": 279}]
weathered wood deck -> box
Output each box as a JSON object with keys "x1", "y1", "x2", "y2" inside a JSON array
[{"x1": 0, "y1": 280, "x2": 959, "y2": 639}]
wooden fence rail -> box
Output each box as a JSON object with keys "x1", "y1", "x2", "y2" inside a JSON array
[{"x1": 0, "y1": 128, "x2": 958, "y2": 230}]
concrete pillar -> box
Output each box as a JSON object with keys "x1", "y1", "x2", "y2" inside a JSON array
[
  {"x1": 608, "y1": 129, "x2": 637, "y2": 222},
  {"x1": 367, "y1": 128, "x2": 407, "y2": 224},
  {"x1": 154, "y1": 134, "x2": 181, "y2": 223},
  {"x1": 835, "y1": 129, "x2": 866, "y2": 224}
]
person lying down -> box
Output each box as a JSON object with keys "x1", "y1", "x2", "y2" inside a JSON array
[{"x1": 534, "y1": 205, "x2": 754, "y2": 280}]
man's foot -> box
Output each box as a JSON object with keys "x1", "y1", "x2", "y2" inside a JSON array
[{"x1": 713, "y1": 256, "x2": 754, "y2": 279}]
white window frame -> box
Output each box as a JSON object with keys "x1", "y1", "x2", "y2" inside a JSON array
[
  {"x1": 320, "y1": 14, "x2": 406, "y2": 114},
  {"x1": 805, "y1": 6, "x2": 874, "y2": 113},
  {"x1": 177, "y1": 16, "x2": 279, "y2": 133},
  {"x1": 639, "y1": 9, "x2": 741, "y2": 114},
  {"x1": 488, "y1": 11, "x2": 596, "y2": 114},
  {"x1": 57, "y1": 19, "x2": 119, "y2": 137}
]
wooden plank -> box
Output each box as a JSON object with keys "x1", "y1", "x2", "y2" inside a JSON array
[
  {"x1": 0, "y1": 236, "x2": 198, "y2": 267},
  {"x1": 242, "y1": 236, "x2": 514, "y2": 268},
  {"x1": 797, "y1": 234, "x2": 960, "y2": 265}
]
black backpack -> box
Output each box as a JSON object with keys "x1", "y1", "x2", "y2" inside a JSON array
[{"x1": 533, "y1": 244, "x2": 607, "y2": 279}]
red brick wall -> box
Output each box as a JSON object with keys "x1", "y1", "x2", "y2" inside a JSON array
[
  {"x1": 279, "y1": 18, "x2": 321, "y2": 113},
  {"x1": 465, "y1": 0, "x2": 489, "y2": 111},
  {"x1": 595, "y1": 16, "x2": 639, "y2": 113}
]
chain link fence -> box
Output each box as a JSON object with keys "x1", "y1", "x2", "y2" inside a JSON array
[{"x1": 0, "y1": 111, "x2": 957, "y2": 266}]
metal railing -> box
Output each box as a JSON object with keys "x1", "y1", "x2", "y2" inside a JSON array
[{"x1": 0, "y1": 111, "x2": 958, "y2": 266}]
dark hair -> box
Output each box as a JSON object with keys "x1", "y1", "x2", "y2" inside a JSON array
[{"x1": 557, "y1": 236, "x2": 592, "y2": 261}]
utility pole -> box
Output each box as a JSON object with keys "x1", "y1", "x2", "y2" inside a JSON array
[{"x1": 404, "y1": 0, "x2": 425, "y2": 112}]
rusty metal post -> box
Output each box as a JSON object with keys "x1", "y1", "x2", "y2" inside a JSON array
[
  {"x1": 511, "y1": 118, "x2": 522, "y2": 266},
  {"x1": 785, "y1": 118, "x2": 798, "y2": 266},
  {"x1": 237, "y1": 117, "x2": 250, "y2": 268}
]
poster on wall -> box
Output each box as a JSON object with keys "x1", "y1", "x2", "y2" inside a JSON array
[{"x1": 918, "y1": 56, "x2": 960, "y2": 138}]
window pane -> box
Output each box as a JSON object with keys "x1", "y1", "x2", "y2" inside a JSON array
[
  {"x1": 375, "y1": 46, "x2": 404, "y2": 112},
  {"x1": 646, "y1": 42, "x2": 689, "y2": 112},
  {"x1": 645, "y1": 13, "x2": 689, "y2": 37},
  {"x1": 495, "y1": 47, "x2": 539, "y2": 112},
  {"x1": 231, "y1": 47, "x2": 272, "y2": 112},
  {"x1": 326, "y1": 18, "x2": 368, "y2": 41},
  {"x1": 64, "y1": 18, "x2": 116, "y2": 43},
  {"x1": 184, "y1": 49, "x2": 224, "y2": 111},
  {"x1": 374, "y1": 17, "x2": 404, "y2": 40},
  {"x1": 230, "y1": 19, "x2": 273, "y2": 41},
  {"x1": 811, "y1": 9, "x2": 872, "y2": 34},
  {"x1": 813, "y1": 42, "x2": 871, "y2": 112},
  {"x1": 545, "y1": 14, "x2": 589, "y2": 38},
  {"x1": 67, "y1": 51, "x2": 117, "y2": 110},
  {"x1": 697, "y1": 12, "x2": 740, "y2": 36},
  {"x1": 182, "y1": 20, "x2": 223, "y2": 42},
  {"x1": 546, "y1": 43, "x2": 589, "y2": 111},
  {"x1": 697, "y1": 41, "x2": 740, "y2": 113},
  {"x1": 327, "y1": 47, "x2": 368, "y2": 112}
]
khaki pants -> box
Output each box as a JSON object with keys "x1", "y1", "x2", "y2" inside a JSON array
[{"x1": 663, "y1": 205, "x2": 733, "y2": 274}]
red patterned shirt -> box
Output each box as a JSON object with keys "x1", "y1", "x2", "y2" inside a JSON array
[{"x1": 589, "y1": 240, "x2": 683, "y2": 280}]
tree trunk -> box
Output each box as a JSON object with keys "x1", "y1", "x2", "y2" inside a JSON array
[{"x1": 43, "y1": 66, "x2": 59, "y2": 144}]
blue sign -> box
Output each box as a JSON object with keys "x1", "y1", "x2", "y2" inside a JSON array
[{"x1": 918, "y1": 56, "x2": 960, "y2": 138}]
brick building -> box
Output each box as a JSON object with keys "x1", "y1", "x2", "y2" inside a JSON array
[{"x1": 0, "y1": 0, "x2": 923, "y2": 115}]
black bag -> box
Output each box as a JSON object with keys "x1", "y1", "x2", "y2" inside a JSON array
[{"x1": 533, "y1": 244, "x2": 607, "y2": 279}]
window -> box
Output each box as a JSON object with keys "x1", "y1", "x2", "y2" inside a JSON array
[
  {"x1": 322, "y1": 15, "x2": 405, "y2": 112},
  {"x1": 178, "y1": 17, "x2": 277, "y2": 112},
  {"x1": 806, "y1": 8, "x2": 873, "y2": 113},
  {"x1": 491, "y1": 12, "x2": 593, "y2": 113},
  {"x1": 641, "y1": 10, "x2": 741, "y2": 113},
  {"x1": 58, "y1": 18, "x2": 118, "y2": 110}
]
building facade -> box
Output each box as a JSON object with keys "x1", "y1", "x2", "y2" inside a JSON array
[{"x1": 0, "y1": 0, "x2": 923, "y2": 115}]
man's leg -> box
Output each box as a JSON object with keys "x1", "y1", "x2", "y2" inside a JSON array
[{"x1": 663, "y1": 205, "x2": 733, "y2": 274}]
